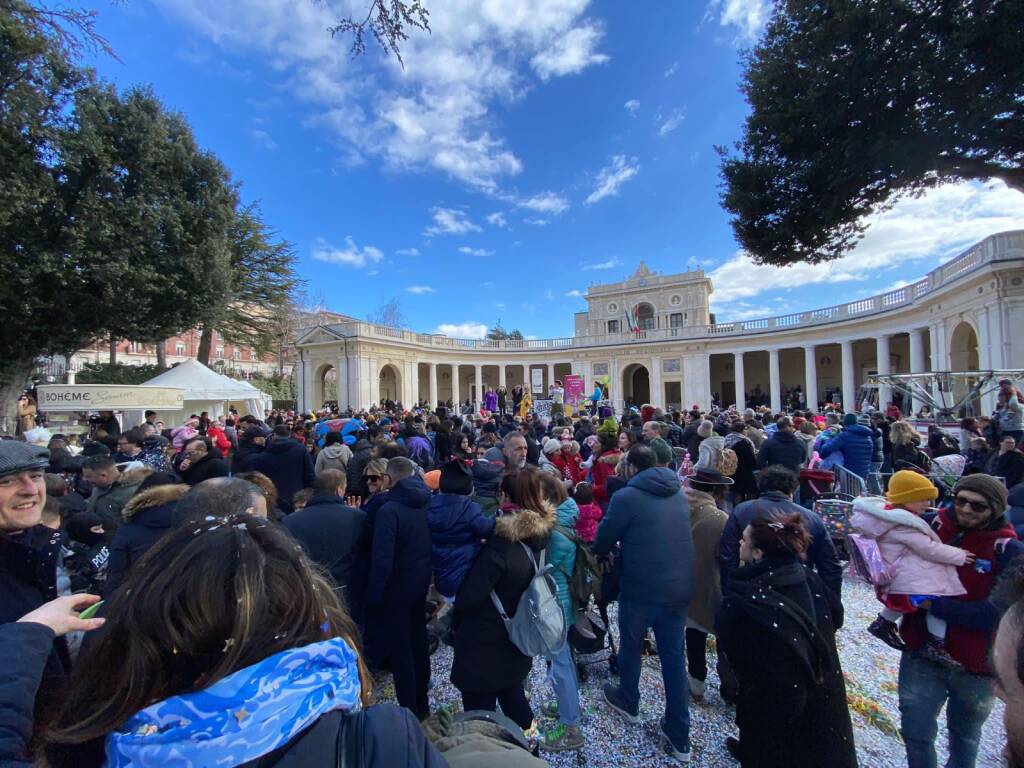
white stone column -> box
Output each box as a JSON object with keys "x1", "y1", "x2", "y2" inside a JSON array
[
  {"x1": 368, "y1": 357, "x2": 380, "y2": 406},
  {"x1": 682, "y1": 353, "x2": 710, "y2": 410},
  {"x1": 804, "y1": 346, "x2": 818, "y2": 412},
  {"x1": 768, "y1": 348, "x2": 781, "y2": 413},
  {"x1": 650, "y1": 356, "x2": 663, "y2": 409},
  {"x1": 932, "y1": 320, "x2": 949, "y2": 371},
  {"x1": 300, "y1": 358, "x2": 314, "y2": 412},
  {"x1": 841, "y1": 341, "x2": 856, "y2": 412},
  {"x1": 547, "y1": 362, "x2": 556, "y2": 392},
  {"x1": 608, "y1": 358, "x2": 619, "y2": 412},
  {"x1": 909, "y1": 328, "x2": 927, "y2": 415},
  {"x1": 734, "y1": 352, "x2": 746, "y2": 411},
  {"x1": 335, "y1": 355, "x2": 348, "y2": 410},
  {"x1": 474, "y1": 364, "x2": 483, "y2": 409},
  {"x1": 451, "y1": 364, "x2": 460, "y2": 408},
  {"x1": 498, "y1": 364, "x2": 506, "y2": 390},
  {"x1": 404, "y1": 360, "x2": 416, "y2": 407},
  {"x1": 877, "y1": 334, "x2": 892, "y2": 410},
  {"x1": 977, "y1": 309, "x2": 996, "y2": 414}
]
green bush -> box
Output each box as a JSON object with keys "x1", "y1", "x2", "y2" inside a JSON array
[{"x1": 75, "y1": 362, "x2": 163, "y2": 385}]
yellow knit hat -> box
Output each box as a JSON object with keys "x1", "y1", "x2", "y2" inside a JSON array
[{"x1": 886, "y1": 470, "x2": 938, "y2": 505}]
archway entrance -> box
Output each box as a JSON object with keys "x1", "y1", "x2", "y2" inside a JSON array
[
  {"x1": 379, "y1": 363, "x2": 402, "y2": 405},
  {"x1": 314, "y1": 364, "x2": 336, "y2": 408},
  {"x1": 636, "y1": 302, "x2": 655, "y2": 331},
  {"x1": 622, "y1": 363, "x2": 650, "y2": 408},
  {"x1": 949, "y1": 322, "x2": 981, "y2": 415}
]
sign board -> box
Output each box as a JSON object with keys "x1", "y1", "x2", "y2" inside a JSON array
[
  {"x1": 564, "y1": 375, "x2": 585, "y2": 406},
  {"x1": 37, "y1": 385, "x2": 185, "y2": 412},
  {"x1": 533, "y1": 399, "x2": 552, "y2": 421},
  {"x1": 531, "y1": 368, "x2": 544, "y2": 395}
]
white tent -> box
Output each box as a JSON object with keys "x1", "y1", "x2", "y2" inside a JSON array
[{"x1": 131, "y1": 360, "x2": 271, "y2": 424}]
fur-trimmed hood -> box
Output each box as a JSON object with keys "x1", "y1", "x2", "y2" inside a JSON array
[
  {"x1": 850, "y1": 496, "x2": 932, "y2": 537},
  {"x1": 597, "y1": 450, "x2": 621, "y2": 466},
  {"x1": 122, "y1": 483, "x2": 189, "y2": 522},
  {"x1": 494, "y1": 501, "x2": 556, "y2": 543},
  {"x1": 116, "y1": 466, "x2": 153, "y2": 490}
]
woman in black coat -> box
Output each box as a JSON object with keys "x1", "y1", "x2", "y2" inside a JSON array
[
  {"x1": 716, "y1": 512, "x2": 857, "y2": 768},
  {"x1": 451, "y1": 467, "x2": 555, "y2": 729},
  {"x1": 725, "y1": 421, "x2": 758, "y2": 502}
]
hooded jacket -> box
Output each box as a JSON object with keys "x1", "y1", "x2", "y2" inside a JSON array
[
  {"x1": 593, "y1": 467, "x2": 694, "y2": 606},
  {"x1": 283, "y1": 495, "x2": 365, "y2": 596},
  {"x1": 757, "y1": 430, "x2": 806, "y2": 472},
  {"x1": 250, "y1": 438, "x2": 315, "y2": 514},
  {"x1": 179, "y1": 449, "x2": 230, "y2": 486},
  {"x1": 550, "y1": 498, "x2": 579, "y2": 627},
  {"x1": 452, "y1": 501, "x2": 555, "y2": 694},
  {"x1": 685, "y1": 487, "x2": 727, "y2": 632},
  {"x1": 314, "y1": 443, "x2": 352, "y2": 475},
  {"x1": 850, "y1": 497, "x2": 968, "y2": 596},
  {"x1": 590, "y1": 449, "x2": 621, "y2": 507},
  {"x1": 428, "y1": 493, "x2": 496, "y2": 598},
  {"x1": 471, "y1": 455, "x2": 503, "y2": 517},
  {"x1": 695, "y1": 434, "x2": 725, "y2": 473},
  {"x1": 899, "y1": 506, "x2": 1018, "y2": 674},
  {"x1": 346, "y1": 438, "x2": 374, "y2": 500},
  {"x1": 723, "y1": 432, "x2": 758, "y2": 496},
  {"x1": 366, "y1": 476, "x2": 433, "y2": 605},
  {"x1": 104, "y1": 483, "x2": 188, "y2": 595},
  {"x1": 86, "y1": 466, "x2": 151, "y2": 540},
  {"x1": 820, "y1": 424, "x2": 875, "y2": 478}
]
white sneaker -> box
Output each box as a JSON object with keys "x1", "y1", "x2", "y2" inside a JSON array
[{"x1": 687, "y1": 674, "x2": 706, "y2": 701}]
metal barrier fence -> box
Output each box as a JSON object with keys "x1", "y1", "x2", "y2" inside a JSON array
[{"x1": 832, "y1": 465, "x2": 867, "y2": 497}]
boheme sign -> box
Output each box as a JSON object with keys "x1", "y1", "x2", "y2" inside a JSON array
[{"x1": 37, "y1": 385, "x2": 185, "y2": 411}]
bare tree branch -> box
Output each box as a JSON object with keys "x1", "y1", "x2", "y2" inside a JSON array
[
  {"x1": 328, "y1": 0, "x2": 430, "y2": 68},
  {"x1": 17, "y1": 2, "x2": 120, "y2": 61}
]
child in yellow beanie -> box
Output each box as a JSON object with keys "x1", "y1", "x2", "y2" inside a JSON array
[{"x1": 850, "y1": 470, "x2": 974, "y2": 666}]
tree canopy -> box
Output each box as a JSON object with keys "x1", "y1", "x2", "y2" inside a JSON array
[
  {"x1": 718, "y1": 0, "x2": 1024, "y2": 267},
  {"x1": 486, "y1": 321, "x2": 524, "y2": 341}
]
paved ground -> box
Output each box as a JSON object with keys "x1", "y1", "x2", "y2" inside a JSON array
[{"x1": 377, "y1": 575, "x2": 1007, "y2": 767}]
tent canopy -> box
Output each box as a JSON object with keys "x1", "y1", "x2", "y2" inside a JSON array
[{"x1": 135, "y1": 360, "x2": 271, "y2": 421}]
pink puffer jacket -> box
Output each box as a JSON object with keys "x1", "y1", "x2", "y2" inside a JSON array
[{"x1": 850, "y1": 497, "x2": 968, "y2": 597}]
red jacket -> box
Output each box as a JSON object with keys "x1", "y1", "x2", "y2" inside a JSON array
[
  {"x1": 899, "y1": 507, "x2": 1018, "y2": 675},
  {"x1": 552, "y1": 452, "x2": 582, "y2": 485},
  {"x1": 206, "y1": 426, "x2": 231, "y2": 455},
  {"x1": 590, "y1": 450, "x2": 621, "y2": 507}
]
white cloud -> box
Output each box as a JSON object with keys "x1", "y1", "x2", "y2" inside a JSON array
[
  {"x1": 486, "y1": 212, "x2": 508, "y2": 228},
  {"x1": 406, "y1": 285, "x2": 436, "y2": 294},
  {"x1": 709, "y1": 181, "x2": 1024, "y2": 307},
  {"x1": 657, "y1": 108, "x2": 686, "y2": 137},
  {"x1": 585, "y1": 155, "x2": 640, "y2": 205},
  {"x1": 524, "y1": 217, "x2": 549, "y2": 226},
  {"x1": 565, "y1": 289, "x2": 585, "y2": 297},
  {"x1": 664, "y1": 61, "x2": 679, "y2": 77},
  {"x1": 436, "y1": 321, "x2": 488, "y2": 339},
  {"x1": 311, "y1": 236, "x2": 383, "y2": 269},
  {"x1": 623, "y1": 99, "x2": 640, "y2": 115},
  {"x1": 250, "y1": 128, "x2": 277, "y2": 150},
  {"x1": 458, "y1": 246, "x2": 494, "y2": 257},
  {"x1": 396, "y1": 247, "x2": 420, "y2": 256},
  {"x1": 518, "y1": 191, "x2": 570, "y2": 215},
  {"x1": 531, "y1": 22, "x2": 609, "y2": 80},
  {"x1": 706, "y1": 0, "x2": 771, "y2": 42},
  {"x1": 583, "y1": 257, "x2": 621, "y2": 270},
  {"x1": 160, "y1": 0, "x2": 610, "y2": 192},
  {"x1": 424, "y1": 207, "x2": 481, "y2": 236}
]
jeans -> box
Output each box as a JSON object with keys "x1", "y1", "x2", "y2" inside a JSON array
[
  {"x1": 462, "y1": 685, "x2": 534, "y2": 730},
  {"x1": 618, "y1": 599, "x2": 690, "y2": 750},
  {"x1": 867, "y1": 461, "x2": 884, "y2": 495},
  {"x1": 546, "y1": 641, "x2": 581, "y2": 726},
  {"x1": 898, "y1": 650, "x2": 995, "y2": 768}
]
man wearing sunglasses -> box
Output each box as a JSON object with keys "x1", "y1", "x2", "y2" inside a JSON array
[{"x1": 898, "y1": 474, "x2": 1018, "y2": 768}]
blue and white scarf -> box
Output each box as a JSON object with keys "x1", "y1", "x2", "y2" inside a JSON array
[{"x1": 105, "y1": 638, "x2": 361, "y2": 767}]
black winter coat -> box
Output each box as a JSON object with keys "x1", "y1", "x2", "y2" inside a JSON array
[
  {"x1": 757, "y1": 430, "x2": 806, "y2": 472},
  {"x1": 716, "y1": 558, "x2": 857, "y2": 768},
  {"x1": 346, "y1": 439, "x2": 374, "y2": 500},
  {"x1": 104, "y1": 483, "x2": 188, "y2": 596},
  {"x1": 725, "y1": 435, "x2": 758, "y2": 496},
  {"x1": 179, "y1": 450, "x2": 230, "y2": 486},
  {"x1": 0, "y1": 621, "x2": 57, "y2": 766},
  {"x1": 283, "y1": 496, "x2": 365, "y2": 596},
  {"x1": 681, "y1": 423, "x2": 703, "y2": 461},
  {"x1": 366, "y1": 477, "x2": 432, "y2": 605},
  {"x1": 250, "y1": 438, "x2": 315, "y2": 514},
  {"x1": 231, "y1": 442, "x2": 264, "y2": 473},
  {"x1": 0, "y1": 526, "x2": 69, "y2": 726},
  {"x1": 452, "y1": 503, "x2": 555, "y2": 694}
]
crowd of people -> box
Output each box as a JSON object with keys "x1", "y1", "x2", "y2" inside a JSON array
[{"x1": 2, "y1": 383, "x2": 1024, "y2": 768}]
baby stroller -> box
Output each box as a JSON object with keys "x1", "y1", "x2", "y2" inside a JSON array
[
  {"x1": 799, "y1": 466, "x2": 836, "y2": 507},
  {"x1": 812, "y1": 493, "x2": 856, "y2": 560},
  {"x1": 568, "y1": 608, "x2": 618, "y2": 682}
]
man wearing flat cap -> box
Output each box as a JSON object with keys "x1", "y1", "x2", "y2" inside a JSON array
[{"x1": 0, "y1": 442, "x2": 71, "y2": 717}]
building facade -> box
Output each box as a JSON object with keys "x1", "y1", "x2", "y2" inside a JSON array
[{"x1": 294, "y1": 230, "x2": 1024, "y2": 416}]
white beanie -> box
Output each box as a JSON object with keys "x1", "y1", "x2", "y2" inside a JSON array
[
  {"x1": 698, "y1": 420, "x2": 714, "y2": 438},
  {"x1": 543, "y1": 438, "x2": 562, "y2": 455}
]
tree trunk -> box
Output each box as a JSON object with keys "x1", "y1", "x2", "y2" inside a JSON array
[
  {"x1": 109, "y1": 333, "x2": 117, "y2": 366},
  {"x1": 0, "y1": 359, "x2": 36, "y2": 437},
  {"x1": 156, "y1": 340, "x2": 167, "y2": 371},
  {"x1": 197, "y1": 327, "x2": 212, "y2": 366}
]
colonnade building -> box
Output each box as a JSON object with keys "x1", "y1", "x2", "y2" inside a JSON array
[{"x1": 294, "y1": 230, "x2": 1024, "y2": 416}]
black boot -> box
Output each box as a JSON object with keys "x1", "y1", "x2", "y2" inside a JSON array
[{"x1": 868, "y1": 616, "x2": 907, "y2": 651}]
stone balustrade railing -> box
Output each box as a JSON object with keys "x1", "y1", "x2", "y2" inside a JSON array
[{"x1": 303, "y1": 230, "x2": 1024, "y2": 351}]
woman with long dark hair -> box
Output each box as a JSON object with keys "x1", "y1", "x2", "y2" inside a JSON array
[
  {"x1": 42, "y1": 515, "x2": 444, "y2": 768},
  {"x1": 716, "y1": 512, "x2": 856, "y2": 767}
]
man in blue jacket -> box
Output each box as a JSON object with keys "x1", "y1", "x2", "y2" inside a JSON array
[
  {"x1": 365, "y1": 458, "x2": 433, "y2": 720},
  {"x1": 250, "y1": 424, "x2": 315, "y2": 514},
  {"x1": 756, "y1": 416, "x2": 806, "y2": 473},
  {"x1": 718, "y1": 465, "x2": 844, "y2": 622},
  {"x1": 819, "y1": 412, "x2": 876, "y2": 479},
  {"x1": 594, "y1": 445, "x2": 694, "y2": 765}
]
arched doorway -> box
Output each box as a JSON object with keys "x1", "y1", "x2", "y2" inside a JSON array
[
  {"x1": 636, "y1": 302, "x2": 655, "y2": 331},
  {"x1": 949, "y1": 322, "x2": 981, "y2": 415},
  {"x1": 622, "y1": 363, "x2": 650, "y2": 408},
  {"x1": 314, "y1": 364, "x2": 336, "y2": 408},
  {"x1": 379, "y1": 363, "x2": 402, "y2": 405}
]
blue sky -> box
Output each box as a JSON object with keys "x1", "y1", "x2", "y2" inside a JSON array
[{"x1": 82, "y1": 0, "x2": 1024, "y2": 339}]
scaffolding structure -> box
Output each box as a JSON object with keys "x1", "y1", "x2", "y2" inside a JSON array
[{"x1": 866, "y1": 370, "x2": 1024, "y2": 420}]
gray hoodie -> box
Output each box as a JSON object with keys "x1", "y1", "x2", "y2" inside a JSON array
[{"x1": 315, "y1": 443, "x2": 352, "y2": 474}]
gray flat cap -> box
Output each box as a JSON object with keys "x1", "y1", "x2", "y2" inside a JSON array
[{"x1": 0, "y1": 441, "x2": 50, "y2": 477}]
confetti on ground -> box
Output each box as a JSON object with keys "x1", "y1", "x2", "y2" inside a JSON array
[{"x1": 376, "y1": 575, "x2": 1007, "y2": 767}]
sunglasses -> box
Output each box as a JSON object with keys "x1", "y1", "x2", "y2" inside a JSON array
[
  {"x1": 364, "y1": 475, "x2": 381, "y2": 482},
  {"x1": 953, "y1": 496, "x2": 989, "y2": 512}
]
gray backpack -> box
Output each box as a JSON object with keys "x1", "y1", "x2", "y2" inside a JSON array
[{"x1": 490, "y1": 542, "x2": 567, "y2": 657}]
